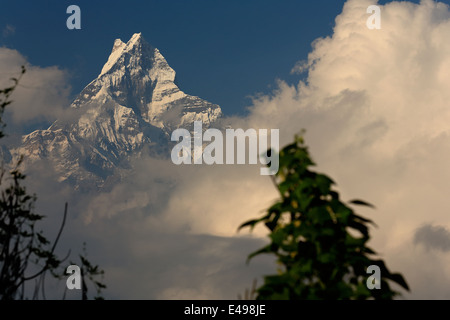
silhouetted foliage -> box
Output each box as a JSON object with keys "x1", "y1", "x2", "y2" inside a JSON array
[
  {"x1": 240, "y1": 134, "x2": 409, "y2": 299},
  {"x1": 0, "y1": 67, "x2": 106, "y2": 299},
  {"x1": 0, "y1": 66, "x2": 25, "y2": 139},
  {"x1": 0, "y1": 157, "x2": 64, "y2": 299},
  {"x1": 72, "y1": 243, "x2": 106, "y2": 300}
]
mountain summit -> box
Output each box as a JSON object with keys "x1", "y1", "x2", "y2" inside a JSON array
[
  {"x1": 13, "y1": 33, "x2": 222, "y2": 189},
  {"x1": 70, "y1": 33, "x2": 220, "y2": 130}
]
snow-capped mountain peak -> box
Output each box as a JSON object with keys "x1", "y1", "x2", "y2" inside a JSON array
[
  {"x1": 100, "y1": 38, "x2": 126, "y2": 76},
  {"x1": 12, "y1": 33, "x2": 222, "y2": 190}
]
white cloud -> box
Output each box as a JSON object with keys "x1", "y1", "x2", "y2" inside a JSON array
[{"x1": 0, "y1": 47, "x2": 71, "y2": 127}]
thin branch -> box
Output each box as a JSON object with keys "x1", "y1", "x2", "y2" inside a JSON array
[{"x1": 22, "y1": 203, "x2": 68, "y2": 281}]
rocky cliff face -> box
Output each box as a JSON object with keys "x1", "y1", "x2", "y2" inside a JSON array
[{"x1": 12, "y1": 33, "x2": 222, "y2": 190}]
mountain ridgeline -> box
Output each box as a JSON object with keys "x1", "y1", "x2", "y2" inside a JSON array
[{"x1": 11, "y1": 33, "x2": 222, "y2": 190}]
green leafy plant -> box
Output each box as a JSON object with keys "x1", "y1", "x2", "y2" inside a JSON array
[{"x1": 240, "y1": 134, "x2": 409, "y2": 299}]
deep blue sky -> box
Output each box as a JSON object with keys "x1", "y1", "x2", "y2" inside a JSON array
[{"x1": 0, "y1": 0, "x2": 426, "y2": 116}]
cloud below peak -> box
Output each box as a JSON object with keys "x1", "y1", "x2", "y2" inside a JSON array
[{"x1": 0, "y1": 47, "x2": 71, "y2": 129}]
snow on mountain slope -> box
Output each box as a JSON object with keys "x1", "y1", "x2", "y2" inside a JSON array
[{"x1": 12, "y1": 33, "x2": 222, "y2": 190}]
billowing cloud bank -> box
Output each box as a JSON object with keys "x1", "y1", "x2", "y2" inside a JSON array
[{"x1": 242, "y1": 0, "x2": 450, "y2": 298}]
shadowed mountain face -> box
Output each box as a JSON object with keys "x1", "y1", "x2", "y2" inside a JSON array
[{"x1": 11, "y1": 33, "x2": 222, "y2": 190}]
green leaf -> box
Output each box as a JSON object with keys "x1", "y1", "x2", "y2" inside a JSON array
[
  {"x1": 238, "y1": 218, "x2": 263, "y2": 231},
  {"x1": 36, "y1": 232, "x2": 49, "y2": 245},
  {"x1": 349, "y1": 199, "x2": 375, "y2": 209},
  {"x1": 315, "y1": 174, "x2": 334, "y2": 195},
  {"x1": 353, "y1": 213, "x2": 374, "y2": 224},
  {"x1": 387, "y1": 273, "x2": 410, "y2": 291},
  {"x1": 270, "y1": 228, "x2": 287, "y2": 246},
  {"x1": 318, "y1": 253, "x2": 334, "y2": 264},
  {"x1": 246, "y1": 244, "x2": 275, "y2": 264}
]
